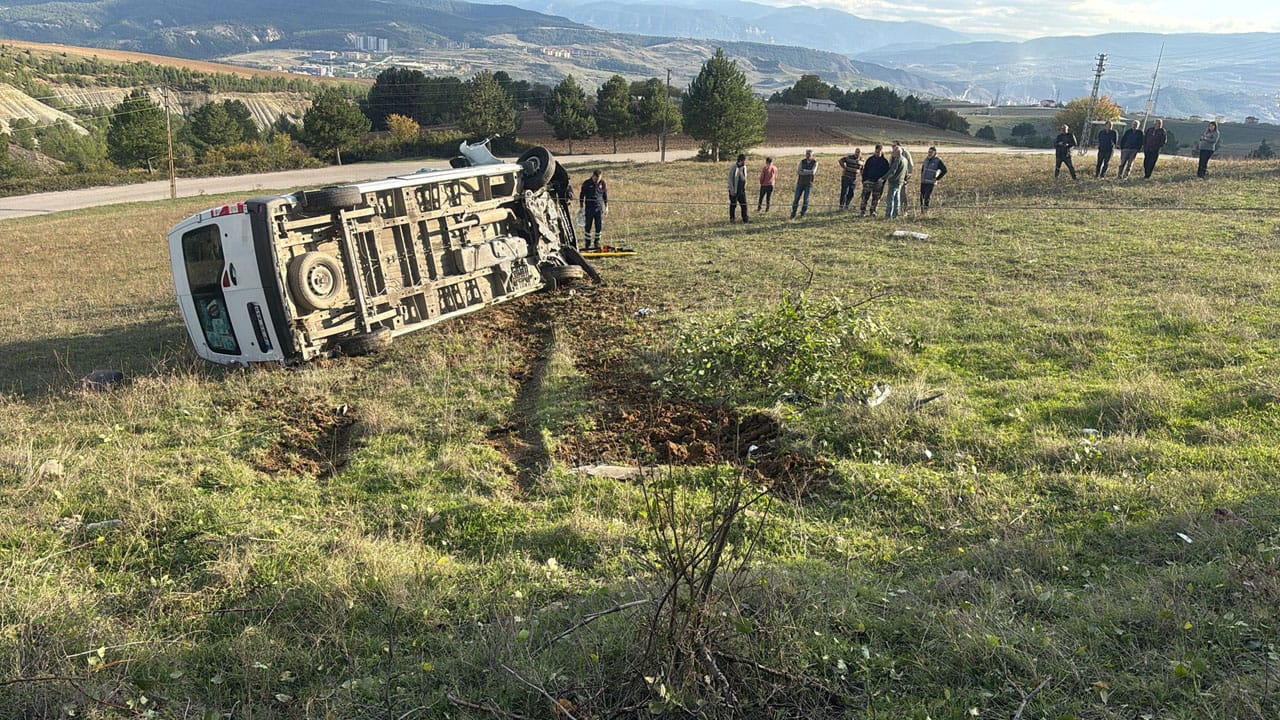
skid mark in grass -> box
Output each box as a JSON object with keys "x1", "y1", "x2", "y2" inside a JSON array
[
  {"x1": 483, "y1": 300, "x2": 556, "y2": 493},
  {"x1": 250, "y1": 395, "x2": 359, "y2": 479}
]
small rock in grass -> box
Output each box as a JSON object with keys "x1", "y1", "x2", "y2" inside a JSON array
[
  {"x1": 82, "y1": 369, "x2": 125, "y2": 391},
  {"x1": 37, "y1": 459, "x2": 64, "y2": 479}
]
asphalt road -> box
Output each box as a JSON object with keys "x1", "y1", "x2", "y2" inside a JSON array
[{"x1": 0, "y1": 145, "x2": 1051, "y2": 221}]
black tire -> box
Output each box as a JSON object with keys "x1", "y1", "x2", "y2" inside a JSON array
[
  {"x1": 302, "y1": 186, "x2": 363, "y2": 212},
  {"x1": 560, "y1": 245, "x2": 602, "y2": 284},
  {"x1": 547, "y1": 264, "x2": 586, "y2": 287},
  {"x1": 340, "y1": 328, "x2": 392, "y2": 356},
  {"x1": 550, "y1": 161, "x2": 569, "y2": 190},
  {"x1": 449, "y1": 155, "x2": 470, "y2": 168},
  {"x1": 517, "y1": 146, "x2": 555, "y2": 191},
  {"x1": 287, "y1": 252, "x2": 347, "y2": 312}
]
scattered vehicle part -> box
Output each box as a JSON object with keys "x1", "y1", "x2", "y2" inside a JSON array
[{"x1": 167, "y1": 145, "x2": 594, "y2": 366}]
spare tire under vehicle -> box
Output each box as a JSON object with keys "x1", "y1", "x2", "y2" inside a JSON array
[
  {"x1": 301, "y1": 186, "x2": 364, "y2": 213},
  {"x1": 287, "y1": 251, "x2": 347, "y2": 312}
]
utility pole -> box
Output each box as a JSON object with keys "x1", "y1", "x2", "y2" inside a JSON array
[
  {"x1": 660, "y1": 68, "x2": 671, "y2": 162},
  {"x1": 1141, "y1": 43, "x2": 1164, "y2": 130},
  {"x1": 159, "y1": 87, "x2": 177, "y2": 200},
  {"x1": 1082, "y1": 52, "x2": 1106, "y2": 149}
]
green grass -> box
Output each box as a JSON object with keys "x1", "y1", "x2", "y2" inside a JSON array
[{"x1": 2, "y1": 155, "x2": 1280, "y2": 718}]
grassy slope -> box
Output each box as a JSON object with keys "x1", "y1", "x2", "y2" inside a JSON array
[{"x1": 2, "y1": 155, "x2": 1280, "y2": 718}]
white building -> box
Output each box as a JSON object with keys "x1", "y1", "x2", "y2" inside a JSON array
[{"x1": 805, "y1": 98, "x2": 837, "y2": 112}]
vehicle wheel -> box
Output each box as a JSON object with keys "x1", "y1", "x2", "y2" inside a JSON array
[
  {"x1": 560, "y1": 245, "x2": 602, "y2": 284},
  {"x1": 550, "y1": 161, "x2": 569, "y2": 189},
  {"x1": 340, "y1": 328, "x2": 392, "y2": 356},
  {"x1": 449, "y1": 155, "x2": 470, "y2": 168},
  {"x1": 287, "y1": 252, "x2": 347, "y2": 312},
  {"x1": 518, "y1": 147, "x2": 555, "y2": 191},
  {"x1": 301, "y1": 186, "x2": 363, "y2": 212},
  {"x1": 548, "y1": 264, "x2": 586, "y2": 287}
]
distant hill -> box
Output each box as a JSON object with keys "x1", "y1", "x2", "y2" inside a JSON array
[
  {"x1": 860, "y1": 33, "x2": 1280, "y2": 123},
  {"x1": 494, "y1": 0, "x2": 985, "y2": 54},
  {"x1": 0, "y1": 0, "x2": 588, "y2": 57}
]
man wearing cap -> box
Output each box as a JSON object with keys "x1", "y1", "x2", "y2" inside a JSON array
[{"x1": 579, "y1": 169, "x2": 608, "y2": 250}]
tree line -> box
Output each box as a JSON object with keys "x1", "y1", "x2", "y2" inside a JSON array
[{"x1": 768, "y1": 74, "x2": 971, "y2": 134}]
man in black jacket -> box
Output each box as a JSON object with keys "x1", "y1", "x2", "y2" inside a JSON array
[
  {"x1": 1117, "y1": 120, "x2": 1143, "y2": 179},
  {"x1": 1095, "y1": 120, "x2": 1119, "y2": 178},
  {"x1": 858, "y1": 145, "x2": 890, "y2": 217},
  {"x1": 579, "y1": 170, "x2": 608, "y2": 250},
  {"x1": 1142, "y1": 119, "x2": 1167, "y2": 179},
  {"x1": 1054, "y1": 125, "x2": 1078, "y2": 180}
]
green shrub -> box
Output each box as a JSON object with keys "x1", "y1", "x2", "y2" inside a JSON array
[{"x1": 661, "y1": 293, "x2": 913, "y2": 405}]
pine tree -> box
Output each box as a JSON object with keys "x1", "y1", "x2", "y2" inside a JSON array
[
  {"x1": 106, "y1": 88, "x2": 168, "y2": 171},
  {"x1": 460, "y1": 71, "x2": 518, "y2": 139},
  {"x1": 594, "y1": 74, "x2": 634, "y2": 154},
  {"x1": 367, "y1": 67, "x2": 431, "y2": 130},
  {"x1": 544, "y1": 75, "x2": 596, "y2": 154},
  {"x1": 634, "y1": 78, "x2": 682, "y2": 152},
  {"x1": 187, "y1": 102, "x2": 244, "y2": 158},
  {"x1": 302, "y1": 87, "x2": 371, "y2": 165},
  {"x1": 682, "y1": 49, "x2": 766, "y2": 161}
]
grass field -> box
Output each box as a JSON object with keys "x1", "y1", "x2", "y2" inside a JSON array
[{"x1": 2, "y1": 153, "x2": 1280, "y2": 719}]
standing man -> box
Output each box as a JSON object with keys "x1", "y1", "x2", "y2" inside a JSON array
[
  {"x1": 837, "y1": 148, "x2": 863, "y2": 210},
  {"x1": 757, "y1": 157, "x2": 777, "y2": 212},
  {"x1": 918, "y1": 146, "x2": 947, "y2": 212},
  {"x1": 1117, "y1": 120, "x2": 1143, "y2": 179},
  {"x1": 790, "y1": 149, "x2": 817, "y2": 219},
  {"x1": 727, "y1": 154, "x2": 749, "y2": 223},
  {"x1": 1095, "y1": 120, "x2": 1119, "y2": 178},
  {"x1": 859, "y1": 144, "x2": 890, "y2": 217},
  {"x1": 883, "y1": 146, "x2": 907, "y2": 219},
  {"x1": 892, "y1": 141, "x2": 914, "y2": 213},
  {"x1": 1196, "y1": 121, "x2": 1220, "y2": 179},
  {"x1": 1142, "y1": 119, "x2": 1167, "y2": 179},
  {"x1": 579, "y1": 169, "x2": 608, "y2": 251},
  {"x1": 1054, "y1": 125, "x2": 1078, "y2": 180}
]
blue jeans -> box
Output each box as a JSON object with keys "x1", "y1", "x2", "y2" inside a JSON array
[
  {"x1": 791, "y1": 184, "x2": 812, "y2": 217},
  {"x1": 884, "y1": 183, "x2": 902, "y2": 218}
]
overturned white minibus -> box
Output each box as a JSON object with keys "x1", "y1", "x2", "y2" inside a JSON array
[{"x1": 167, "y1": 145, "x2": 593, "y2": 366}]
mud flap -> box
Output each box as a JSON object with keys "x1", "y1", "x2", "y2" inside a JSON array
[{"x1": 561, "y1": 245, "x2": 603, "y2": 284}]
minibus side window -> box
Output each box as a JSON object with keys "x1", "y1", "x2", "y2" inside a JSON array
[{"x1": 182, "y1": 225, "x2": 240, "y2": 355}]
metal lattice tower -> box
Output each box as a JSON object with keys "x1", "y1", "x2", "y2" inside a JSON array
[{"x1": 1082, "y1": 53, "x2": 1106, "y2": 148}]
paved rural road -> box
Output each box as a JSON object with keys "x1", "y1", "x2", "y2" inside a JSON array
[{"x1": 0, "y1": 144, "x2": 1049, "y2": 221}]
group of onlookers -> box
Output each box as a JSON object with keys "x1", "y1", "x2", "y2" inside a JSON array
[
  {"x1": 724, "y1": 119, "x2": 1226, "y2": 224},
  {"x1": 1053, "y1": 119, "x2": 1222, "y2": 181},
  {"x1": 728, "y1": 140, "x2": 947, "y2": 223}
]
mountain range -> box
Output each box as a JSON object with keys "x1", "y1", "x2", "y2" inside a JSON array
[{"x1": 1, "y1": 0, "x2": 1276, "y2": 122}]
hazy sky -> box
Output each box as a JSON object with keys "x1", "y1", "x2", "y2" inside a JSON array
[{"x1": 794, "y1": 0, "x2": 1280, "y2": 39}]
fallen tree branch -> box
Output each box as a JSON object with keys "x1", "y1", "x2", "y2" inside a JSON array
[
  {"x1": 543, "y1": 599, "x2": 650, "y2": 649},
  {"x1": 1012, "y1": 677, "x2": 1051, "y2": 720},
  {"x1": 445, "y1": 692, "x2": 533, "y2": 720},
  {"x1": 501, "y1": 664, "x2": 579, "y2": 720}
]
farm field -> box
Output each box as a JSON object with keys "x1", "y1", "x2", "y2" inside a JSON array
[{"x1": 2, "y1": 153, "x2": 1280, "y2": 719}]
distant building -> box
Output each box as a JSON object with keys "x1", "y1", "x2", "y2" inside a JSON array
[
  {"x1": 1039, "y1": 99, "x2": 1056, "y2": 108},
  {"x1": 805, "y1": 98, "x2": 837, "y2": 112},
  {"x1": 1189, "y1": 115, "x2": 1201, "y2": 121},
  {"x1": 1245, "y1": 116, "x2": 1260, "y2": 125}
]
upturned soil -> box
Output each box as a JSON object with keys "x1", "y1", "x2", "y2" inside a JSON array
[{"x1": 484, "y1": 283, "x2": 830, "y2": 495}]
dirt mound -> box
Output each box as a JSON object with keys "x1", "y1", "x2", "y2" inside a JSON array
[
  {"x1": 485, "y1": 285, "x2": 829, "y2": 495},
  {"x1": 250, "y1": 395, "x2": 359, "y2": 479}
]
